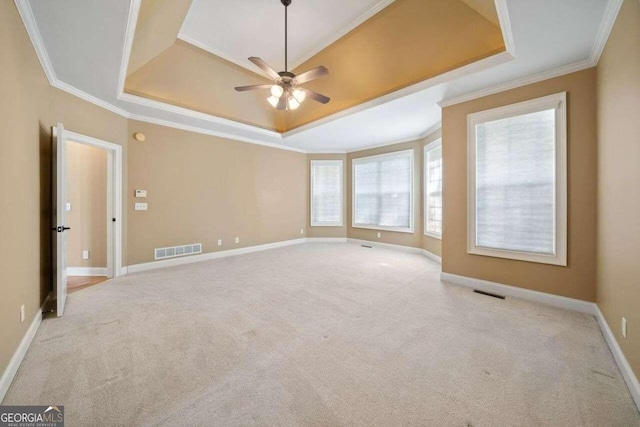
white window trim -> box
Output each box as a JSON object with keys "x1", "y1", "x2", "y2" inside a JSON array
[
  {"x1": 310, "y1": 159, "x2": 344, "y2": 227},
  {"x1": 352, "y1": 149, "x2": 415, "y2": 233},
  {"x1": 424, "y1": 138, "x2": 443, "y2": 240},
  {"x1": 467, "y1": 92, "x2": 567, "y2": 266}
]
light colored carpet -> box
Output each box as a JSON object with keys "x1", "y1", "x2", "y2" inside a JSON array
[{"x1": 4, "y1": 243, "x2": 639, "y2": 426}]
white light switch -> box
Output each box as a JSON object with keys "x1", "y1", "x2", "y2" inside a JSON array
[
  {"x1": 66, "y1": 202, "x2": 72, "y2": 211},
  {"x1": 82, "y1": 250, "x2": 90, "y2": 260},
  {"x1": 135, "y1": 189, "x2": 147, "y2": 198},
  {"x1": 622, "y1": 317, "x2": 627, "y2": 338},
  {"x1": 20, "y1": 305, "x2": 25, "y2": 323},
  {"x1": 135, "y1": 203, "x2": 148, "y2": 211}
]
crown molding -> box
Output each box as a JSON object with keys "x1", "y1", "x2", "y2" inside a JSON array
[
  {"x1": 589, "y1": 0, "x2": 623, "y2": 64},
  {"x1": 14, "y1": 0, "x2": 56, "y2": 84},
  {"x1": 118, "y1": 92, "x2": 282, "y2": 138},
  {"x1": 438, "y1": 0, "x2": 622, "y2": 108},
  {"x1": 494, "y1": 0, "x2": 515, "y2": 57},
  {"x1": 117, "y1": 0, "x2": 141, "y2": 96},
  {"x1": 127, "y1": 113, "x2": 305, "y2": 153},
  {"x1": 346, "y1": 122, "x2": 441, "y2": 154},
  {"x1": 283, "y1": 50, "x2": 513, "y2": 139},
  {"x1": 438, "y1": 58, "x2": 595, "y2": 108}
]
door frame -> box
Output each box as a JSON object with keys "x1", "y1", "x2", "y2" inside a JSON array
[{"x1": 53, "y1": 127, "x2": 124, "y2": 278}]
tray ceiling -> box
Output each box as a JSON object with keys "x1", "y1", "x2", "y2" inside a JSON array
[
  {"x1": 125, "y1": 0, "x2": 505, "y2": 132},
  {"x1": 20, "y1": 0, "x2": 617, "y2": 152}
]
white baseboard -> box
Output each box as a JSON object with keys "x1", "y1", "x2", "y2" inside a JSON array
[
  {"x1": 66, "y1": 267, "x2": 108, "y2": 276},
  {"x1": 0, "y1": 292, "x2": 51, "y2": 403},
  {"x1": 119, "y1": 267, "x2": 128, "y2": 276},
  {"x1": 127, "y1": 238, "x2": 307, "y2": 273},
  {"x1": 347, "y1": 238, "x2": 442, "y2": 264},
  {"x1": 440, "y1": 272, "x2": 596, "y2": 315},
  {"x1": 421, "y1": 249, "x2": 442, "y2": 264},
  {"x1": 306, "y1": 237, "x2": 348, "y2": 243},
  {"x1": 595, "y1": 306, "x2": 640, "y2": 410},
  {"x1": 347, "y1": 238, "x2": 422, "y2": 254}
]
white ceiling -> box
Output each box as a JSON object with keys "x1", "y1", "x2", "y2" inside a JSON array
[
  {"x1": 21, "y1": 0, "x2": 617, "y2": 153},
  {"x1": 179, "y1": 0, "x2": 394, "y2": 74}
]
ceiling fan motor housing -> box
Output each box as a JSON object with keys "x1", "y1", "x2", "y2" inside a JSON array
[{"x1": 281, "y1": 0, "x2": 292, "y2": 6}]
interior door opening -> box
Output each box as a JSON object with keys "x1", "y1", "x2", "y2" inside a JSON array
[
  {"x1": 52, "y1": 124, "x2": 123, "y2": 316},
  {"x1": 65, "y1": 140, "x2": 110, "y2": 293}
]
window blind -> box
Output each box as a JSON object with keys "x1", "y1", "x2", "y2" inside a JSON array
[
  {"x1": 425, "y1": 142, "x2": 443, "y2": 237},
  {"x1": 311, "y1": 160, "x2": 343, "y2": 226},
  {"x1": 353, "y1": 150, "x2": 413, "y2": 231},
  {"x1": 475, "y1": 108, "x2": 556, "y2": 255}
]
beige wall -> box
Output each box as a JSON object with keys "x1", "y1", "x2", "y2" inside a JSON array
[
  {"x1": 0, "y1": 1, "x2": 129, "y2": 380},
  {"x1": 596, "y1": 0, "x2": 640, "y2": 378},
  {"x1": 441, "y1": 68, "x2": 597, "y2": 302},
  {"x1": 65, "y1": 142, "x2": 108, "y2": 268},
  {"x1": 345, "y1": 129, "x2": 442, "y2": 256},
  {"x1": 306, "y1": 154, "x2": 348, "y2": 239},
  {"x1": 126, "y1": 120, "x2": 307, "y2": 265}
]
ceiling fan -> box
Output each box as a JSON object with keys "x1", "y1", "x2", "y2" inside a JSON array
[{"x1": 234, "y1": 0, "x2": 330, "y2": 111}]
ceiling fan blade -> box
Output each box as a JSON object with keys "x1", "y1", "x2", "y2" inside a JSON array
[
  {"x1": 248, "y1": 57, "x2": 280, "y2": 80},
  {"x1": 276, "y1": 95, "x2": 287, "y2": 110},
  {"x1": 234, "y1": 84, "x2": 273, "y2": 92},
  {"x1": 294, "y1": 66, "x2": 329, "y2": 84},
  {"x1": 301, "y1": 88, "x2": 330, "y2": 104}
]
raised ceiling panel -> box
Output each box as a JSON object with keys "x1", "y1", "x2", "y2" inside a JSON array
[
  {"x1": 178, "y1": 0, "x2": 395, "y2": 74},
  {"x1": 125, "y1": 42, "x2": 280, "y2": 131},
  {"x1": 126, "y1": 0, "x2": 504, "y2": 132},
  {"x1": 283, "y1": 0, "x2": 505, "y2": 130},
  {"x1": 128, "y1": 0, "x2": 193, "y2": 76}
]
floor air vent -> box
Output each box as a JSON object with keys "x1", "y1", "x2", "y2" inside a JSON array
[
  {"x1": 361, "y1": 245, "x2": 373, "y2": 248},
  {"x1": 155, "y1": 243, "x2": 202, "y2": 260},
  {"x1": 473, "y1": 289, "x2": 506, "y2": 300}
]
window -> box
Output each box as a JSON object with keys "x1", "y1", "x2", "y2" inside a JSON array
[
  {"x1": 310, "y1": 160, "x2": 343, "y2": 226},
  {"x1": 424, "y1": 139, "x2": 443, "y2": 238},
  {"x1": 352, "y1": 149, "x2": 414, "y2": 232},
  {"x1": 467, "y1": 92, "x2": 567, "y2": 266}
]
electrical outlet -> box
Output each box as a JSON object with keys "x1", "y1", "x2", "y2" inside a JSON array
[
  {"x1": 135, "y1": 202, "x2": 148, "y2": 211},
  {"x1": 300, "y1": 229, "x2": 304, "y2": 235},
  {"x1": 377, "y1": 232, "x2": 381, "y2": 238},
  {"x1": 217, "y1": 239, "x2": 222, "y2": 246},
  {"x1": 82, "y1": 250, "x2": 90, "y2": 260},
  {"x1": 235, "y1": 237, "x2": 240, "y2": 244},
  {"x1": 622, "y1": 317, "x2": 627, "y2": 338},
  {"x1": 20, "y1": 305, "x2": 25, "y2": 323},
  {"x1": 66, "y1": 202, "x2": 72, "y2": 211}
]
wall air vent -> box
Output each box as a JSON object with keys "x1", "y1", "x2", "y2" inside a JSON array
[{"x1": 155, "y1": 243, "x2": 202, "y2": 260}]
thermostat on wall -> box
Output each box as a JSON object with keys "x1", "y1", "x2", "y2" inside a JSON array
[{"x1": 135, "y1": 190, "x2": 147, "y2": 198}]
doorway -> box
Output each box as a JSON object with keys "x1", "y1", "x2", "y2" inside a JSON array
[
  {"x1": 65, "y1": 141, "x2": 109, "y2": 293},
  {"x1": 53, "y1": 123, "x2": 123, "y2": 316}
]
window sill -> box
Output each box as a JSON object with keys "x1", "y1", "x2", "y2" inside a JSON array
[
  {"x1": 311, "y1": 223, "x2": 344, "y2": 227},
  {"x1": 467, "y1": 246, "x2": 567, "y2": 266}
]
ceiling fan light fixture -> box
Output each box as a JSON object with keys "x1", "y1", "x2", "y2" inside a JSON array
[
  {"x1": 267, "y1": 96, "x2": 280, "y2": 107},
  {"x1": 271, "y1": 85, "x2": 284, "y2": 98},
  {"x1": 234, "y1": 0, "x2": 330, "y2": 110},
  {"x1": 288, "y1": 96, "x2": 300, "y2": 110},
  {"x1": 292, "y1": 88, "x2": 306, "y2": 103}
]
